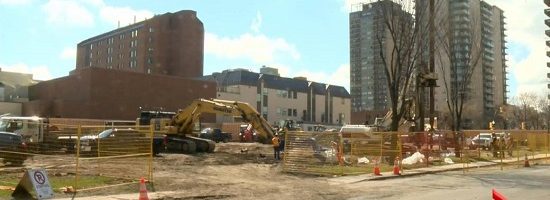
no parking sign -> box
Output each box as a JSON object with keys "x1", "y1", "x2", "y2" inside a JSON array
[{"x1": 12, "y1": 168, "x2": 54, "y2": 200}]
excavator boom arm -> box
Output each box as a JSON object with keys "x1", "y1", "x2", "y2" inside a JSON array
[{"x1": 170, "y1": 98, "x2": 275, "y2": 139}]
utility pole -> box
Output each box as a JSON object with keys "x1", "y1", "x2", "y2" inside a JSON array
[{"x1": 428, "y1": 0, "x2": 435, "y2": 131}]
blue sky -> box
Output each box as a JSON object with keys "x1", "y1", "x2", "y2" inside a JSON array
[{"x1": 0, "y1": 0, "x2": 546, "y2": 99}]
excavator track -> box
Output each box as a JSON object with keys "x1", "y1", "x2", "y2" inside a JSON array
[
  {"x1": 165, "y1": 137, "x2": 197, "y2": 154},
  {"x1": 187, "y1": 136, "x2": 216, "y2": 153}
]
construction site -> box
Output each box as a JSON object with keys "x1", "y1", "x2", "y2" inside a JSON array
[{"x1": 1, "y1": 98, "x2": 550, "y2": 199}]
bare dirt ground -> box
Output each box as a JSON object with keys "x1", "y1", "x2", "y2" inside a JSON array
[
  {"x1": 0, "y1": 142, "x2": 358, "y2": 200},
  {"x1": 151, "y1": 142, "x2": 352, "y2": 200}
]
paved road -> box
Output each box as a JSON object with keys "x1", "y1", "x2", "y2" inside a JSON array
[{"x1": 345, "y1": 164, "x2": 550, "y2": 200}]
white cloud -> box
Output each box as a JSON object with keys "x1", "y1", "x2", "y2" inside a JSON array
[
  {"x1": 267, "y1": 63, "x2": 350, "y2": 90},
  {"x1": 205, "y1": 32, "x2": 300, "y2": 63},
  {"x1": 329, "y1": 64, "x2": 350, "y2": 90},
  {"x1": 250, "y1": 11, "x2": 262, "y2": 33},
  {"x1": 81, "y1": 0, "x2": 104, "y2": 7},
  {"x1": 0, "y1": 63, "x2": 52, "y2": 81},
  {"x1": 42, "y1": 0, "x2": 94, "y2": 27},
  {"x1": 59, "y1": 47, "x2": 76, "y2": 60},
  {"x1": 0, "y1": 0, "x2": 31, "y2": 5},
  {"x1": 99, "y1": 5, "x2": 153, "y2": 27}
]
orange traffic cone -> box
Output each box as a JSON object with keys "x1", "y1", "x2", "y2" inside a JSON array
[
  {"x1": 139, "y1": 177, "x2": 149, "y2": 200},
  {"x1": 373, "y1": 159, "x2": 382, "y2": 176},
  {"x1": 393, "y1": 157, "x2": 401, "y2": 175},
  {"x1": 524, "y1": 154, "x2": 530, "y2": 168},
  {"x1": 492, "y1": 189, "x2": 507, "y2": 200}
]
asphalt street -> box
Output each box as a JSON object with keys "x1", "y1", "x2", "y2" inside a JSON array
[{"x1": 345, "y1": 164, "x2": 550, "y2": 200}]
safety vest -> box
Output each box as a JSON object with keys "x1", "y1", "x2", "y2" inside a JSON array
[{"x1": 272, "y1": 136, "x2": 280, "y2": 147}]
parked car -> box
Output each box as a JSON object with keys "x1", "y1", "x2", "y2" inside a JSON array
[
  {"x1": 79, "y1": 128, "x2": 149, "y2": 156},
  {"x1": 470, "y1": 133, "x2": 492, "y2": 150},
  {"x1": 470, "y1": 132, "x2": 506, "y2": 150},
  {"x1": 0, "y1": 131, "x2": 28, "y2": 166}
]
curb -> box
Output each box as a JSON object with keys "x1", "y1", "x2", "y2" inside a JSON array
[{"x1": 358, "y1": 156, "x2": 550, "y2": 182}]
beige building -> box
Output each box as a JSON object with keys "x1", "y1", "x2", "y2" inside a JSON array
[
  {"x1": 0, "y1": 69, "x2": 40, "y2": 116},
  {"x1": 204, "y1": 67, "x2": 351, "y2": 127}
]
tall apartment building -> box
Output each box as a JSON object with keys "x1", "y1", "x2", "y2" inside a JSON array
[
  {"x1": 204, "y1": 68, "x2": 351, "y2": 126},
  {"x1": 75, "y1": 10, "x2": 204, "y2": 78},
  {"x1": 546, "y1": 0, "x2": 550, "y2": 99},
  {"x1": 415, "y1": 0, "x2": 507, "y2": 128},
  {"x1": 349, "y1": 0, "x2": 507, "y2": 128},
  {"x1": 349, "y1": 1, "x2": 413, "y2": 123}
]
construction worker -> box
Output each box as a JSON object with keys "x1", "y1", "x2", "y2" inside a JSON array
[
  {"x1": 272, "y1": 133, "x2": 281, "y2": 160},
  {"x1": 491, "y1": 132, "x2": 499, "y2": 158}
]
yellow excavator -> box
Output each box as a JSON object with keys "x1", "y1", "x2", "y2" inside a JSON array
[{"x1": 139, "y1": 98, "x2": 277, "y2": 154}]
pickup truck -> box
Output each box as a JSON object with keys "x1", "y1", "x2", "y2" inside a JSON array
[{"x1": 198, "y1": 128, "x2": 232, "y2": 143}]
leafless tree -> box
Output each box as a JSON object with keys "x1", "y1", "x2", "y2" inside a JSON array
[
  {"x1": 433, "y1": 1, "x2": 483, "y2": 131},
  {"x1": 373, "y1": 0, "x2": 424, "y2": 131},
  {"x1": 510, "y1": 92, "x2": 538, "y2": 129},
  {"x1": 533, "y1": 94, "x2": 550, "y2": 129}
]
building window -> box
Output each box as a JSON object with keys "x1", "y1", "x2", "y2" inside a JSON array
[
  {"x1": 131, "y1": 30, "x2": 138, "y2": 38},
  {"x1": 262, "y1": 95, "x2": 268, "y2": 106},
  {"x1": 278, "y1": 90, "x2": 288, "y2": 98},
  {"x1": 129, "y1": 60, "x2": 137, "y2": 68}
]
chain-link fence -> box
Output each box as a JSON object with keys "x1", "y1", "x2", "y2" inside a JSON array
[
  {"x1": 282, "y1": 131, "x2": 404, "y2": 176},
  {"x1": 0, "y1": 121, "x2": 153, "y2": 199},
  {"x1": 282, "y1": 130, "x2": 550, "y2": 176}
]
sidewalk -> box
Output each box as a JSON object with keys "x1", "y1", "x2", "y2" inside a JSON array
[
  {"x1": 55, "y1": 191, "x2": 185, "y2": 200},
  {"x1": 329, "y1": 153, "x2": 550, "y2": 184}
]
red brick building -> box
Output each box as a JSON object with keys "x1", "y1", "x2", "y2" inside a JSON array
[
  {"x1": 75, "y1": 10, "x2": 204, "y2": 78},
  {"x1": 24, "y1": 10, "x2": 215, "y2": 120},
  {"x1": 24, "y1": 68, "x2": 215, "y2": 120}
]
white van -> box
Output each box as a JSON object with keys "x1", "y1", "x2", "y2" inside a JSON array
[{"x1": 339, "y1": 125, "x2": 382, "y2": 141}]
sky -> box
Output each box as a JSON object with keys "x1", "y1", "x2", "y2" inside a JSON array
[{"x1": 0, "y1": 0, "x2": 546, "y2": 99}]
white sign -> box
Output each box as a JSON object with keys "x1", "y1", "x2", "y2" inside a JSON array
[
  {"x1": 12, "y1": 168, "x2": 54, "y2": 200},
  {"x1": 29, "y1": 169, "x2": 54, "y2": 199}
]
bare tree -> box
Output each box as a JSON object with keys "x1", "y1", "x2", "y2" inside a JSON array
[
  {"x1": 539, "y1": 95, "x2": 550, "y2": 130},
  {"x1": 373, "y1": 0, "x2": 423, "y2": 132},
  {"x1": 511, "y1": 92, "x2": 537, "y2": 129},
  {"x1": 433, "y1": 1, "x2": 483, "y2": 131}
]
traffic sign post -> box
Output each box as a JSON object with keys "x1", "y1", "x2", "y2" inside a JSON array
[{"x1": 12, "y1": 168, "x2": 54, "y2": 200}]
